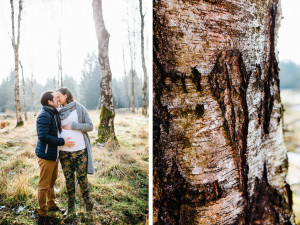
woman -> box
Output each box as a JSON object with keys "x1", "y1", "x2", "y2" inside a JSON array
[{"x1": 56, "y1": 87, "x2": 94, "y2": 214}]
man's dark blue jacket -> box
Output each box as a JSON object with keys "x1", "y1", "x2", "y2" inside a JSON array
[{"x1": 35, "y1": 106, "x2": 65, "y2": 161}]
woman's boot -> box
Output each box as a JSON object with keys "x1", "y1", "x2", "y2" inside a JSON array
[
  {"x1": 85, "y1": 200, "x2": 93, "y2": 212},
  {"x1": 67, "y1": 200, "x2": 75, "y2": 214}
]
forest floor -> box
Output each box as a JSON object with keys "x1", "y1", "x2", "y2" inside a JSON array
[
  {"x1": 282, "y1": 90, "x2": 300, "y2": 224},
  {"x1": 0, "y1": 108, "x2": 148, "y2": 225}
]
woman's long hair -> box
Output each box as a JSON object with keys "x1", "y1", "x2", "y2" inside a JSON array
[{"x1": 56, "y1": 87, "x2": 74, "y2": 104}]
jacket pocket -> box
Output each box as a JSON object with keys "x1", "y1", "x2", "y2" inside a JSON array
[{"x1": 45, "y1": 144, "x2": 49, "y2": 154}]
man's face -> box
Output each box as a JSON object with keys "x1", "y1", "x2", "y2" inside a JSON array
[{"x1": 48, "y1": 93, "x2": 59, "y2": 108}]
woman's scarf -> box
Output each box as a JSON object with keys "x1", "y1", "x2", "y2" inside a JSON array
[{"x1": 58, "y1": 101, "x2": 76, "y2": 120}]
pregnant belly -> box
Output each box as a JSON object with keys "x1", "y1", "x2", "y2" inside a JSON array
[{"x1": 59, "y1": 129, "x2": 85, "y2": 151}]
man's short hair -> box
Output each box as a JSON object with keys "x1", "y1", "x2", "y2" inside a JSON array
[{"x1": 40, "y1": 91, "x2": 54, "y2": 106}]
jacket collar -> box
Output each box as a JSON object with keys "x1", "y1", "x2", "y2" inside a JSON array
[{"x1": 43, "y1": 105, "x2": 59, "y2": 116}]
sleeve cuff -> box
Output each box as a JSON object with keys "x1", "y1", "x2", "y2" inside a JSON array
[{"x1": 71, "y1": 122, "x2": 78, "y2": 130}]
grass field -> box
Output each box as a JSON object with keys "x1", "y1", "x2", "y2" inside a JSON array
[
  {"x1": 282, "y1": 90, "x2": 300, "y2": 224},
  {"x1": 0, "y1": 109, "x2": 148, "y2": 225}
]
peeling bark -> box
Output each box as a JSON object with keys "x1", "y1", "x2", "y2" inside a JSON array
[
  {"x1": 92, "y1": 0, "x2": 116, "y2": 143},
  {"x1": 153, "y1": 0, "x2": 294, "y2": 224}
]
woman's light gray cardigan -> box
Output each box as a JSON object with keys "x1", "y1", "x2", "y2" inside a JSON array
[{"x1": 59, "y1": 101, "x2": 95, "y2": 175}]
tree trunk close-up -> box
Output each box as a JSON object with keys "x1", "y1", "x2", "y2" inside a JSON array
[
  {"x1": 153, "y1": 0, "x2": 294, "y2": 224},
  {"x1": 92, "y1": 0, "x2": 116, "y2": 143}
]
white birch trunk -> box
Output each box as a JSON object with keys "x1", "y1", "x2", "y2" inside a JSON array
[
  {"x1": 92, "y1": 0, "x2": 116, "y2": 143},
  {"x1": 10, "y1": 0, "x2": 23, "y2": 127},
  {"x1": 153, "y1": 0, "x2": 294, "y2": 224},
  {"x1": 19, "y1": 61, "x2": 27, "y2": 120},
  {"x1": 139, "y1": 0, "x2": 148, "y2": 116}
]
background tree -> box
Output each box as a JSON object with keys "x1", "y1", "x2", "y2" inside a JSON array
[
  {"x1": 30, "y1": 72, "x2": 37, "y2": 116},
  {"x1": 79, "y1": 53, "x2": 101, "y2": 109},
  {"x1": 57, "y1": 33, "x2": 63, "y2": 88},
  {"x1": 63, "y1": 75, "x2": 78, "y2": 99},
  {"x1": 57, "y1": 0, "x2": 63, "y2": 88},
  {"x1": 0, "y1": 72, "x2": 15, "y2": 112},
  {"x1": 122, "y1": 48, "x2": 131, "y2": 111},
  {"x1": 10, "y1": 0, "x2": 23, "y2": 126},
  {"x1": 19, "y1": 61, "x2": 27, "y2": 120},
  {"x1": 153, "y1": 0, "x2": 294, "y2": 224},
  {"x1": 127, "y1": 19, "x2": 136, "y2": 113},
  {"x1": 139, "y1": 0, "x2": 148, "y2": 116},
  {"x1": 279, "y1": 61, "x2": 300, "y2": 90},
  {"x1": 93, "y1": 0, "x2": 116, "y2": 143}
]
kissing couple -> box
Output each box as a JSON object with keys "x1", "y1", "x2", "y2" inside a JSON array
[{"x1": 35, "y1": 87, "x2": 95, "y2": 225}]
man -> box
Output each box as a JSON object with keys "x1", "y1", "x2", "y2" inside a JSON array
[{"x1": 35, "y1": 91, "x2": 75, "y2": 225}]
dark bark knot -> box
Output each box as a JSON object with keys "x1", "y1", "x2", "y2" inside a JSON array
[
  {"x1": 208, "y1": 49, "x2": 249, "y2": 195},
  {"x1": 262, "y1": 3, "x2": 281, "y2": 135},
  {"x1": 192, "y1": 67, "x2": 202, "y2": 91},
  {"x1": 195, "y1": 104, "x2": 205, "y2": 118},
  {"x1": 247, "y1": 163, "x2": 293, "y2": 224}
]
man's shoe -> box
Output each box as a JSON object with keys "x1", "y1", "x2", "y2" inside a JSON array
[
  {"x1": 48, "y1": 206, "x2": 66, "y2": 214},
  {"x1": 37, "y1": 216, "x2": 53, "y2": 225}
]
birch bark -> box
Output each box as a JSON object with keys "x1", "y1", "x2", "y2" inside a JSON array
[
  {"x1": 139, "y1": 0, "x2": 148, "y2": 116},
  {"x1": 153, "y1": 0, "x2": 294, "y2": 224},
  {"x1": 19, "y1": 61, "x2": 27, "y2": 121},
  {"x1": 93, "y1": 0, "x2": 116, "y2": 143},
  {"x1": 10, "y1": 0, "x2": 23, "y2": 127}
]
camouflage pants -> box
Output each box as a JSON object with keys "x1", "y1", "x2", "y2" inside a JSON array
[{"x1": 59, "y1": 149, "x2": 92, "y2": 204}]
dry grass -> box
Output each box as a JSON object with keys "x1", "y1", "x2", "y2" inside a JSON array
[
  {"x1": 282, "y1": 90, "x2": 300, "y2": 224},
  {"x1": 0, "y1": 109, "x2": 148, "y2": 224},
  {"x1": 0, "y1": 169, "x2": 8, "y2": 196},
  {"x1": 10, "y1": 174, "x2": 31, "y2": 201},
  {"x1": 138, "y1": 129, "x2": 148, "y2": 140}
]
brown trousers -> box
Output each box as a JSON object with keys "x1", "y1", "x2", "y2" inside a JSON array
[{"x1": 37, "y1": 157, "x2": 58, "y2": 216}]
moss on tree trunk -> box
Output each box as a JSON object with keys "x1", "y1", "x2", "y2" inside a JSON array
[{"x1": 95, "y1": 105, "x2": 116, "y2": 143}]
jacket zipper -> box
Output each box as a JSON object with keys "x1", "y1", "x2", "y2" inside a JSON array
[{"x1": 45, "y1": 144, "x2": 48, "y2": 154}]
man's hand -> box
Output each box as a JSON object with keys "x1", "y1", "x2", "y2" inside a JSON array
[
  {"x1": 64, "y1": 137, "x2": 75, "y2": 148},
  {"x1": 62, "y1": 123, "x2": 72, "y2": 130}
]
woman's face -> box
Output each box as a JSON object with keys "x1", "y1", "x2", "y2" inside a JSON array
[{"x1": 56, "y1": 91, "x2": 68, "y2": 106}]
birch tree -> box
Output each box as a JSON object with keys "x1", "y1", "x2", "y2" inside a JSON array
[
  {"x1": 93, "y1": 0, "x2": 116, "y2": 143},
  {"x1": 153, "y1": 0, "x2": 294, "y2": 224},
  {"x1": 126, "y1": 2, "x2": 136, "y2": 113},
  {"x1": 139, "y1": 0, "x2": 148, "y2": 116},
  {"x1": 57, "y1": 33, "x2": 63, "y2": 88},
  {"x1": 30, "y1": 72, "x2": 37, "y2": 116},
  {"x1": 122, "y1": 48, "x2": 131, "y2": 111},
  {"x1": 10, "y1": 0, "x2": 23, "y2": 127},
  {"x1": 57, "y1": 0, "x2": 63, "y2": 88},
  {"x1": 19, "y1": 61, "x2": 27, "y2": 120}
]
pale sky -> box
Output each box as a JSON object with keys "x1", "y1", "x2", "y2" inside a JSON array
[
  {"x1": 0, "y1": 0, "x2": 151, "y2": 84},
  {"x1": 0, "y1": 0, "x2": 298, "y2": 85},
  {"x1": 277, "y1": 0, "x2": 300, "y2": 64}
]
